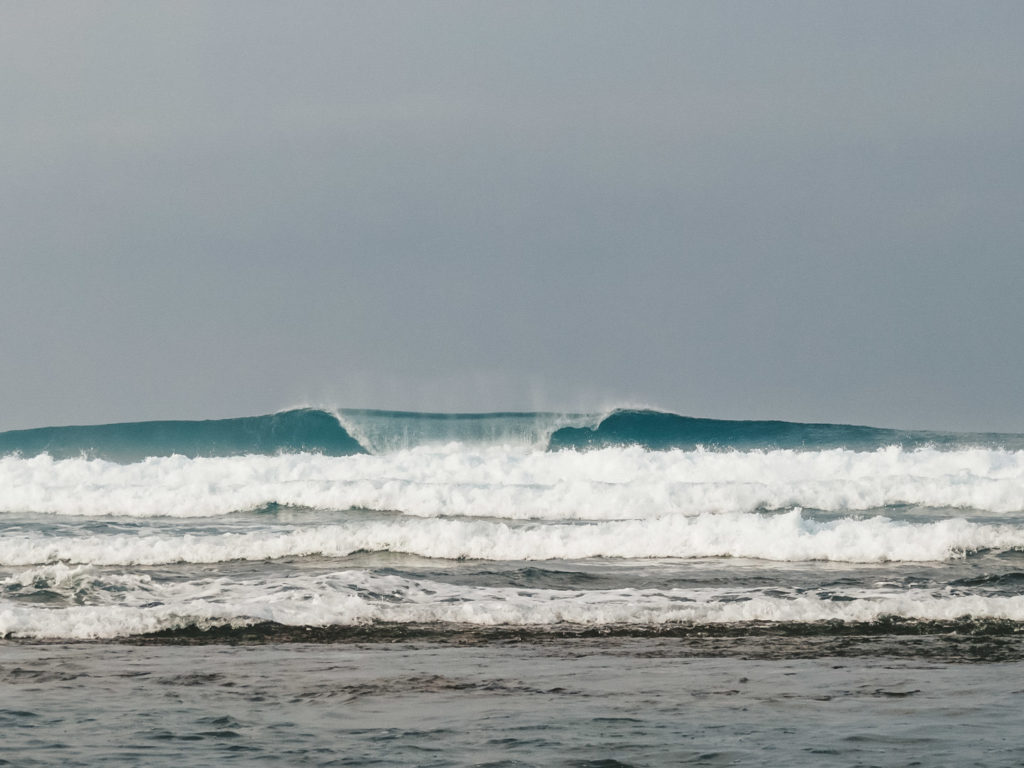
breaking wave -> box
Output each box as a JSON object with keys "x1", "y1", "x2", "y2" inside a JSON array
[
  {"x1": 5, "y1": 406, "x2": 1024, "y2": 644},
  {"x1": 3, "y1": 407, "x2": 1023, "y2": 462},
  {"x1": 3, "y1": 444, "x2": 1024, "y2": 519},
  {"x1": 7, "y1": 567, "x2": 1024, "y2": 640},
  {"x1": 2, "y1": 510, "x2": 1023, "y2": 565}
]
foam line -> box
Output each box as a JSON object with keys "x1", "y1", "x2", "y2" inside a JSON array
[
  {"x1": 5, "y1": 568, "x2": 1024, "y2": 639},
  {"x1": 1, "y1": 510, "x2": 1022, "y2": 565},
  {"x1": 3, "y1": 445, "x2": 1024, "y2": 518}
]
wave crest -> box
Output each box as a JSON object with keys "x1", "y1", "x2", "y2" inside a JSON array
[
  {"x1": 1, "y1": 510, "x2": 1021, "y2": 565},
  {"x1": 3, "y1": 444, "x2": 1024, "y2": 518},
  {"x1": 0, "y1": 409, "x2": 367, "y2": 462},
  {"x1": 547, "y1": 409, "x2": 1024, "y2": 452},
  {"x1": 8, "y1": 569, "x2": 1024, "y2": 640}
]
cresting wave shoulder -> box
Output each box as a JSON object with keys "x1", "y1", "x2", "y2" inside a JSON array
[
  {"x1": 0, "y1": 409, "x2": 367, "y2": 462},
  {"x1": 0, "y1": 407, "x2": 594, "y2": 461},
  {"x1": 547, "y1": 409, "x2": 1024, "y2": 452},
  {"x1": 3, "y1": 407, "x2": 1024, "y2": 461}
]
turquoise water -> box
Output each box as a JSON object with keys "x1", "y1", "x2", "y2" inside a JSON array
[
  {"x1": 3, "y1": 407, "x2": 1024, "y2": 764},
  {"x1": 0, "y1": 409, "x2": 366, "y2": 462},
  {"x1": 4, "y1": 407, "x2": 1023, "y2": 461}
]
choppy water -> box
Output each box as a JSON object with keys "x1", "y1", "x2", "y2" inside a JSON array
[
  {"x1": 3, "y1": 407, "x2": 1024, "y2": 763},
  {"x1": 3, "y1": 640, "x2": 1024, "y2": 767}
]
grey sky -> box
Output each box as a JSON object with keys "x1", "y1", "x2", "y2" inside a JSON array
[{"x1": 2, "y1": 1, "x2": 1023, "y2": 432}]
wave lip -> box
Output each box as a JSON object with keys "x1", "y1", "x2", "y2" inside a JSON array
[
  {"x1": 0, "y1": 409, "x2": 367, "y2": 462},
  {"x1": 334, "y1": 408, "x2": 596, "y2": 453}
]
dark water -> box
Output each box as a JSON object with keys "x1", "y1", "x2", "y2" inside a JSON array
[{"x1": 2, "y1": 639, "x2": 1022, "y2": 767}]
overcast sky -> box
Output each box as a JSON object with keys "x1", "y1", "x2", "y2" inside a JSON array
[{"x1": 2, "y1": 1, "x2": 1023, "y2": 432}]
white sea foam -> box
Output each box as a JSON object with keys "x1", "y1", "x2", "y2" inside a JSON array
[
  {"x1": 3, "y1": 568, "x2": 1023, "y2": 639},
  {"x1": 3, "y1": 444, "x2": 1024, "y2": 519},
  {"x1": 331, "y1": 408, "x2": 599, "y2": 454},
  {"x1": 0, "y1": 509, "x2": 1021, "y2": 565}
]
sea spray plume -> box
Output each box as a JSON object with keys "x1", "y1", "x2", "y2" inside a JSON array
[{"x1": 334, "y1": 408, "x2": 598, "y2": 453}]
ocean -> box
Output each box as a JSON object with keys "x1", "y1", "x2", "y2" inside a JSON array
[{"x1": 3, "y1": 407, "x2": 1024, "y2": 766}]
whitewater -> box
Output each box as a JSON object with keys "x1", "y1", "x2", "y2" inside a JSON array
[
  {"x1": 9, "y1": 406, "x2": 1024, "y2": 767},
  {"x1": 3, "y1": 407, "x2": 1024, "y2": 642}
]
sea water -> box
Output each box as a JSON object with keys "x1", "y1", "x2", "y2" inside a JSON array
[{"x1": 2, "y1": 408, "x2": 1024, "y2": 765}]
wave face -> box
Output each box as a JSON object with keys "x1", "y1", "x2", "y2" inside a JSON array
[
  {"x1": 4, "y1": 407, "x2": 1022, "y2": 462},
  {"x1": 548, "y1": 409, "x2": 1024, "y2": 452},
  {"x1": 0, "y1": 408, "x2": 366, "y2": 462},
  {"x1": 335, "y1": 408, "x2": 595, "y2": 453},
  {"x1": 4, "y1": 406, "x2": 1024, "y2": 643}
]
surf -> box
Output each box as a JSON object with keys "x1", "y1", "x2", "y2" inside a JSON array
[
  {"x1": 4, "y1": 442, "x2": 1024, "y2": 518},
  {"x1": 4, "y1": 406, "x2": 1024, "y2": 463},
  {"x1": 2, "y1": 509, "x2": 1023, "y2": 566}
]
